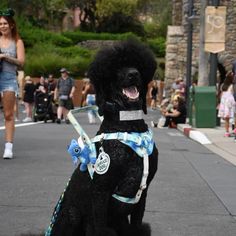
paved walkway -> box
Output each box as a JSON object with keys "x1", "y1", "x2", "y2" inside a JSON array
[
  {"x1": 0, "y1": 106, "x2": 236, "y2": 235},
  {"x1": 177, "y1": 123, "x2": 236, "y2": 166}
]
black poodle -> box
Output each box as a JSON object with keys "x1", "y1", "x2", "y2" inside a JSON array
[{"x1": 46, "y1": 39, "x2": 158, "y2": 236}]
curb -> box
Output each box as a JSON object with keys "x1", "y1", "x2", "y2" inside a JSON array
[{"x1": 177, "y1": 124, "x2": 212, "y2": 145}]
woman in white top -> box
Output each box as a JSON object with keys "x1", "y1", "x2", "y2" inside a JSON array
[{"x1": 0, "y1": 9, "x2": 25, "y2": 159}]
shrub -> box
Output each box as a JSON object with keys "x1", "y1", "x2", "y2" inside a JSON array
[
  {"x1": 18, "y1": 17, "x2": 73, "y2": 48},
  {"x1": 24, "y1": 43, "x2": 95, "y2": 77},
  {"x1": 20, "y1": 27, "x2": 73, "y2": 48},
  {"x1": 147, "y1": 37, "x2": 166, "y2": 57},
  {"x1": 17, "y1": 17, "x2": 165, "y2": 77},
  {"x1": 62, "y1": 31, "x2": 140, "y2": 44},
  {"x1": 96, "y1": 13, "x2": 145, "y2": 36},
  {"x1": 143, "y1": 22, "x2": 161, "y2": 38}
]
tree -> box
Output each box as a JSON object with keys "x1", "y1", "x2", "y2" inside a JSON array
[
  {"x1": 95, "y1": 0, "x2": 145, "y2": 34},
  {"x1": 96, "y1": 0, "x2": 138, "y2": 18},
  {"x1": 65, "y1": 0, "x2": 96, "y2": 31}
]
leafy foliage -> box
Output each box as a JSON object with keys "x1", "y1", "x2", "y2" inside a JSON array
[
  {"x1": 96, "y1": 0, "x2": 138, "y2": 18},
  {"x1": 147, "y1": 37, "x2": 166, "y2": 57},
  {"x1": 62, "y1": 30, "x2": 140, "y2": 44},
  {"x1": 95, "y1": 0, "x2": 145, "y2": 35},
  {"x1": 66, "y1": 0, "x2": 97, "y2": 31},
  {"x1": 1, "y1": 1, "x2": 169, "y2": 76},
  {"x1": 24, "y1": 43, "x2": 94, "y2": 77}
]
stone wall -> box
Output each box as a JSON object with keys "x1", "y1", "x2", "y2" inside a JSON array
[
  {"x1": 172, "y1": 0, "x2": 183, "y2": 25},
  {"x1": 165, "y1": 26, "x2": 185, "y2": 93},
  {"x1": 77, "y1": 40, "x2": 116, "y2": 50},
  {"x1": 165, "y1": 0, "x2": 236, "y2": 97}
]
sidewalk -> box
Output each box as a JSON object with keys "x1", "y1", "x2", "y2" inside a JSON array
[{"x1": 177, "y1": 123, "x2": 236, "y2": 166}]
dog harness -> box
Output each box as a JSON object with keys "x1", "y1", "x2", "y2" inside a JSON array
[
  {"x1": 67, "y1": 106, "x2": 154, "y2": 204},
  {"x1": 92, "y1": 130, "x2": 154, "y2": 204},
  {"x1": 45, "y1": 106, "x2": 154, "y2": 236}
]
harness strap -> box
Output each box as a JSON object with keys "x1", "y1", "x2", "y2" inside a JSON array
[
  {"x1": 92, "y1": 131, "x2": 153, "y2": 204},
  {"x1": 67, "y1": 106, "x2": 102, "y2": 179},
  {"x1": 67, "y1": 106, "x2": 154, "y2": 204},
  {"x1": 92, "y1": 130, "x2": 154, "y2": 157},
  {"x1": 92, "y1": 132, "x2": 138, "y2": 144},
  {"x1": 112, "y1": 152, "x2": 149, "y2": 204}
]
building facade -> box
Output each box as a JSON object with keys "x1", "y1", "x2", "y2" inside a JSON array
[{"x1": 165, "y1": 0, "x2": 236, "y2": 96}]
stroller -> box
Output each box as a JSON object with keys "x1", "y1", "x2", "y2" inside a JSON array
[{"x1": 33, "y1": 92, "x2": 56, "y2": 123}]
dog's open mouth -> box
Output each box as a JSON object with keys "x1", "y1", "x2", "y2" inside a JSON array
[{"x1": 122, "y1": 86, "x2": 139, "y2": 100}]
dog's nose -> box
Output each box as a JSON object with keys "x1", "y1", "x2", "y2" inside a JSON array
[{"x1": 127, "y1": 69, "x2": 139, "y2": 80}]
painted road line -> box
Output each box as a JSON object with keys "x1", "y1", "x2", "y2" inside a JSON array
[{"x1": 0, "y1": 121, "x2": 43, "y2": 130}]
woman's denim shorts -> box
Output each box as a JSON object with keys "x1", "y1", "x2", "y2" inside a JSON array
[
  {"x1": 0, "y1": 71, "x2": 18, "y2": 96},
  {"x1": 86, "y1": 94, "x2": 96, "y2": 105}
]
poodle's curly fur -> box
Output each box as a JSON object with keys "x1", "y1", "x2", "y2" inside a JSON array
[
  {"x1": 48, "y1": 39, "x2": 158, "y2": 236},
  {"x1": 88, "y1": 39, "x2": 157, "y2": 116}
]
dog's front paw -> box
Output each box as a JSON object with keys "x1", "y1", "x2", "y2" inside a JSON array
[
  {"x1": 94, "y1": 227, "x2": 117, "y2": 236},
  {"x1": 124, "y1": 223, "x2": 151, "y2": 236}
]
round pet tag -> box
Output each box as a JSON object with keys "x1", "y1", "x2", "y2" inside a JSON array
[{"x1": 94, "y1": 147, "x2": 110, "y2": 175}]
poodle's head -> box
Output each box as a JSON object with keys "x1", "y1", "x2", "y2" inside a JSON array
[{"x1": 88, "y1": 39, "x2": 157, "y2": 118}]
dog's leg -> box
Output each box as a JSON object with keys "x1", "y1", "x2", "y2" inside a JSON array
[
  {"x1": 130, "y1": 190, "x2": 147, "y2": 225},
  {"x1": 48, "y1": 169, "x2": 87, "y2": 236},
  {"x1": 124, "y1": 222, "x2": 151, "y2": 236},
  {"x1": 90, "y1": 183, "x2": 117, "y2": 236},
  {"x1": 90, "y1": 200, "x2": 117, "y2": 235}
]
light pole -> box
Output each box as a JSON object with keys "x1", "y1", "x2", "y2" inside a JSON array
[
  {"x1": 185, "y1": 0, "x2": 194, "y2": 104},
  {"x1": 208, "y1": 0, "x2": 220, "y2": 86},
  {"x1": 186, "y1": 0, "x2": 198, "y2": 118}
]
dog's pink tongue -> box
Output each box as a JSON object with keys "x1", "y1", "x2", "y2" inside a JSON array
[{"x1": 123, "y1": 86, "x2": 139, "y2": 99}]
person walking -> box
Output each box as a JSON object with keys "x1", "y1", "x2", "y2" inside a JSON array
[
  {"x1": 149, "y1": 80, "x2": 158, "y2": 110},
  {"x1": 218, "y1": 72, "x2": 236, "y2": 137},
  {"x1": 83, "y1": 79, "x2": 96, "y2": 123},
  {"x1": 0, "y1": 9, "x2": 25, "y2": 159},
  {"x1": 22, "y1": 76, "x2": 35, "y2": 122},
  {"x1": 54, "y1": 68, "x2": 75, "y2": 124},
  {"x1": 231, "y1": 60, "x2": 236, "y2": 138}
]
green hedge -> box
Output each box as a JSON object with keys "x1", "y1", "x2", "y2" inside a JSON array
[
  {"x1": 62, "y1": 31, "x2": 140, "y2": 44},
  {"x1": 18, "y1": 18, "x2": 165, "y2": 77},
  {"x1": 24, "y1": 43, "x2": 95, "y2": 77},
  {"x1": 20, "y1": 27, "x2": 73, "y2": 48},
  {"x1": 18, "y1": 18, "x2": 73, "y2": 48},
  {"x1": 147, "y1": 37, "x2": 166, "y2": 58}
]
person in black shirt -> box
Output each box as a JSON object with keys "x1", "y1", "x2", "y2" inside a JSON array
[
  {"x1": 47, "y1": 74, "x2": 56, "y2": 96},
  {"x1": 163, "y1": 96, "x2": 186, "y2": 128},
  {"x1": 22, "y1": 76, "x2": 36, "y2": 122},
  {"x1": 149, "y1": 80, "x2": 158, "y2": 109}
]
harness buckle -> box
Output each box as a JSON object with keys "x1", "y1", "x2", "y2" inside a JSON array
[{"x1": 140, "y1": 184, "x2": 147, "y2": 190}]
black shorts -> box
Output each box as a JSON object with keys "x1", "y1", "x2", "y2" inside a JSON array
[{"x1": 58, "y1": 98, "x2": 74, "y2": 110}]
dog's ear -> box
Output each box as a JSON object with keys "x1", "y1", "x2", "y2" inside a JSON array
[
  {"x1": 91, "y1": 85, "x2": 105, "y2": 116},
  {"x1": 141, "y1": 85, "x2": 148, "y2": 114},
  {"x1": 142, "y1": 95, "x2": 148, "y2": 114}
]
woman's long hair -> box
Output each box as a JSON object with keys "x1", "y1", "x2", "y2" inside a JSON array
[
  {"x1": 0, "y1": 16, "x2": 20, "y2": 42},
  {"x1": 221, "y1": 72, "x2": 234, "y2": 91}
]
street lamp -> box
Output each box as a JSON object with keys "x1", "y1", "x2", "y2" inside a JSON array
[
  {"x1": 185, "y1": 0, "x2": 199, "y2": 118},
  {"x1": 208, "y1": 0, "x2": 220, "y2": 86}
]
